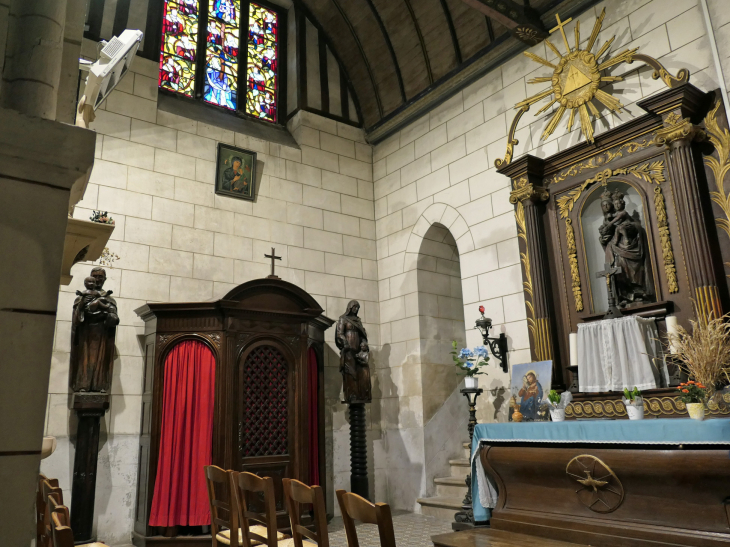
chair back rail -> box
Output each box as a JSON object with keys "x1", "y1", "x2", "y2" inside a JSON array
[
  {"x1": 231, "y1": 471, "x2": 279, "y2": 547},
  {"x1": 37, "y1": 474, "x2": 58, "y2": 546},
  {"x1": 50, "y1": 511, "x2": 75, "y2": 547},
  {"x1": 42, "y1": 480, "x2": 64, "y2": 547},
  {"x1": 335, "y1": 490, "x2": 396, "y2": 547},
  {"x1": 282, "y1": 478, "x2": 328, "y2": 547},
  {"x1": 205, "y1": 465, "x2": 239, "y2": 547}
]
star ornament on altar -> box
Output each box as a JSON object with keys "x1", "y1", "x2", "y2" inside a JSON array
[{"x1": 520, "y1": 9, "x2": 634, "y2": 144}]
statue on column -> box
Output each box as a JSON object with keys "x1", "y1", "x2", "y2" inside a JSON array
[
  {"x1": 335, "y1": 300, "x2": 371, "y2": 403},
  {"x1": 70, "y1": 267, "x2": 119, "y2": 393}
]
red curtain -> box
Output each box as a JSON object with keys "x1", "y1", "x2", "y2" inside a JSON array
[
  {"x1": 149, "y1": 340, "x2": 215, "y2": 527},
  {"x1": 307, "y1": 347, "x2": 319, "y2": 485}
]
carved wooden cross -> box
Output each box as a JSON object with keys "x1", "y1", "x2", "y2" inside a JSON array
[
  {"x1": 265, "y1": 247, "x2": 281, "y2": 278},
  {"x1": 596, "y1": 262, "x2": 623, "y2": 319}
]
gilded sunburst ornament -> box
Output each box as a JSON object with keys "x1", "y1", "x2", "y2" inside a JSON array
[{"x1": 520, "y1": 9, "x2": 635, "y2": 143}]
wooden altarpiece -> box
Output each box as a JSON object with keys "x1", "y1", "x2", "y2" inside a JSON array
[
  {"x1": 131, "y1": 277, "x2": 333, "y2": 546},
  {"x1": 499, "y1": 83, "x2": 730, "y2": 418}
]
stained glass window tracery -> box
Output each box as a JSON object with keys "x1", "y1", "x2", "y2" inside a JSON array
[{"x1": 158, "y1": 0, "x2": 281, "y2": 122}]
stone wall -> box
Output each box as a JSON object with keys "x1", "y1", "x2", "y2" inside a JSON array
[
  {"x1": 370, "y1": 0, "x2": 721, "y2": 507},
  {"x1": 39, "y1": 0, "x2": 729, "y2": 543},
  {"x1": 42, "y1": 53, "x2": 376, "y2": 544}
]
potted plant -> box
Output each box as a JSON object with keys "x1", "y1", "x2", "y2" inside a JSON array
[
  {"x1": 677, "y1": 381, "x2": 710, "y2": 420},
  {"x1": 666, "y1": 311, "x2": 730, "y2": 403},
  {"x1": 622, "y1": 387, "x2": 644, "y2": 420},
  {"x1": 547, "y1": 390, "x2": 565, "y2": 422},
  {"x1": 451, "y1": 341, "x2": 488, "y2": 388}
]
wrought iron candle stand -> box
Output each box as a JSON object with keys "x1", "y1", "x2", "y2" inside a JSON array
[{"x1": 453, "y1": 387, "x2": 484, "y2": 531}]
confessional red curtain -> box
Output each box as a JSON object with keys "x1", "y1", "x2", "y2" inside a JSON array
[
  {"x1": 307, "y1": 347, "x2": 319, "y2": 485},
  {"x1": 149, "y1": 340, "x2": 215, "y2": 526}
]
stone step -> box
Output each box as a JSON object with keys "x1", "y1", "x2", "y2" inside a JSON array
[
  {"x1": 417, "y1": 496, "x2": 463, "y2": 521},
  {"x1": 448, "y1": 458, "x2": 470, "y2": 478},
  {"x1": 435, "y1": 476, "x2": 469, "y2": 498}
]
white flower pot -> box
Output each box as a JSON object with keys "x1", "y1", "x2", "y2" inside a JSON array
[
  {"x1": 624, "y1": 401, "x2": 644, "y2": 420},
  {"x1": 550, "y1": 408, "x2": 565, "y2": 422},
  {"x1": 686, "y1": 402, "x2": 705, "y2": 421},
  {"x1": 465, "y1": 376, "x2": 478, "y2": 389}
]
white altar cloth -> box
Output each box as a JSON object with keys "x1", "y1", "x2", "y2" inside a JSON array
[{"x1": 577, "y1": 315, "x2": 664, "y2": 392}]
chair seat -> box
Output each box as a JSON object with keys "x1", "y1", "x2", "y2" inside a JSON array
[
  {"x1": 277, "y1": 538, "x2": 317, "y2": 547},
  {"x1": 217, "y1": 525, "x2": 289, "y2": 546}
]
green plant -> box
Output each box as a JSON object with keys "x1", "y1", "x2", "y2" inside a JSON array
[
  {"x1": 623, "y1": 386, "x2": 642, "y2": 402},
  {"x1": 677, "y1": 380, "x2": 709, "y2": 404},
  {"x1": 451, "y1": 341, "x2": 489, "y2": 377},
  {"x1": 547, "y1": 390, "x2": 561, "y2": 406}
]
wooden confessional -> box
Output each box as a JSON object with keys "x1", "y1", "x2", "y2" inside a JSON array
[{"x1": 132, "y1": 277, "x2": 333, "y2": 546}]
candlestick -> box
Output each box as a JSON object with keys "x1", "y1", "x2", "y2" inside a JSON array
[
  {"x1": 666, "y1": 315, "x2": 679, "y2": 354},
  {"x1": 569, "y1": 332, "x2": 578, "y2": 369}
]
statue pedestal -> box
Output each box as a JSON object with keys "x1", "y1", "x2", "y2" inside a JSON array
[
  {"x1": 348, "y1": 402, "x2": 368, "y2": 500},
  {"x1": 70, "y1": 392, "x2": 109, "y2": 544}
]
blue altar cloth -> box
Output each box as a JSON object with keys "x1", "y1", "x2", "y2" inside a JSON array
[{"x1": 470, "y1": 418, "x2": 730, "y2": 523}]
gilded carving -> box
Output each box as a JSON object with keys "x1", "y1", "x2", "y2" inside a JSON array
[
  {"x1": 566, "y1": 393, "x2": 730, "y2": 418},
  {"x1": 704, "y1": 100, "x2": 730, "y2": 277},
  {"x1": 548, "y1": 138, "x2": 654, "y2": 185},
  {"x1": 656, "y1": 116, "x2": 705, "y2": 146},
  {"x1": 565, "y1": 218, "x2": 583, "y2": 311},
  {"x1": 509, "y1": 177, "x2": 549, "y2": 204},
  {"x1": 566, "y1": 455, "x2": 624, "y2": 514},
  {"x1": 497, "y1": 6, "x2": 690, "y2": 168},
  {"x1": 654, "y1": 186, "x2": 679, "y2": 292}
]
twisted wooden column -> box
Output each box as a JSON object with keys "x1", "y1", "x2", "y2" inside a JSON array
[{"x1": 349, "y1": 403, "x2": 368, "y2": 499}]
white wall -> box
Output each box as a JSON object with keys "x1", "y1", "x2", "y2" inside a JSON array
[{"x1": 40, "y1": 0, "x2": 730, "y2": 541}]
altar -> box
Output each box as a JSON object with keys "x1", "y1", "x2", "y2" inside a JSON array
[{"x1": 470, "y1": 420, "x2": 730, "y2": 547}]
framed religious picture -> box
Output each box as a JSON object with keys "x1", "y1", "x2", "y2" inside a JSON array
[
  {"x1": 214, "y1": 143, "x2": 257, "y2": 201},
  {"x1": 509, "y1": 361, "x2": 553, "y2": 422}
]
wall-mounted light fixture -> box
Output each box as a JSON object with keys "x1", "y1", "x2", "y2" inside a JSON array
[{"x1": 474, "y1": 306, "x2": 508, "y2": 373}]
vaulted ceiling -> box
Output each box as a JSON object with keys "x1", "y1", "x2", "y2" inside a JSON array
[{"x1": 299, "y1": 0, "x2": 598, "y2": 136}]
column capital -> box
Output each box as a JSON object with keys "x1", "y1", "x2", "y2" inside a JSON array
[
  {"x1": 509, "y1": 177, "x2": 549, "y2": 204},
  {"x1": 655, "y1": 112, "x2": 705, "y2": 147}
]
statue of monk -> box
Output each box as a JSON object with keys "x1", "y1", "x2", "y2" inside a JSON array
[
  {"x1": 70, "y1": 267, "x2": 119, "y2": 393},
  {"x1": 335, "y1": 300, "x2": 371, "y2": 403}
]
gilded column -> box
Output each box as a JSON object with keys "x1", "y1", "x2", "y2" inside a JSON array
[
  {"x1": 509, "y1": 177, "x2": 558, "y2": 365},
  {"x1": 656, "y1": 114, "x2": 723, "y2": 319}
]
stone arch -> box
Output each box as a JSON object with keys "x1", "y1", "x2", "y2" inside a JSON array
[{"x1": 403, "y1": 203, "x2": 475, "y2": 271}]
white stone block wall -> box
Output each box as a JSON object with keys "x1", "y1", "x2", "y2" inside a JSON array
[
  {"x1": 371, "y1": 0, "x2": 722, "y2": 510},
  {"x1": 39, "y1": 0, "x2": 730, "y2": 539},
  {"x1": 42, "y1": 54, "x2": 375, "y2": 543}
]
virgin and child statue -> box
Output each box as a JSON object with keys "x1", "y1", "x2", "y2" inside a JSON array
[
  {"x1": 335, "y1": 300, "x2": 371, "y2": 403},
  {"x1": 598, "y1": 188, "x2": 652, "y2": 307},
  {"x1": 69, "y1": 267, "x2": 119, "y2": 393}
]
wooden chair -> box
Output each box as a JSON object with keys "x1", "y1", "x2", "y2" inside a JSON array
[
  {"x1": 335, "y1": 490, "x2": 396, "y2": 547},
  {"x1": 230, "y1": 471, "x2": 289, "y2": 547},
  {"x1": 282, "y1": 479, "x2": 327, "y2": 547},
  {"x1": 205, "y1": 465, "x2": 241, "y2": 546},
  {"x1": 51, "y1": 511, "x2": 75, "y2": 547},
  {"x1": 37, "y1": 474, "x2": 58, "y2": 547},
  {"x1": 42, "y1": 479, "x2": 64, "y2": 547}
]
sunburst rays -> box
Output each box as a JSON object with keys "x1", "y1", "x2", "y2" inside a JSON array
[{"x1": 522, "y1": 7, "x2": 634, "y2": 144}]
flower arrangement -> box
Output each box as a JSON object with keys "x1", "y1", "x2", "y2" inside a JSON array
[
  {"x1": 676, "y1": 380, "x2": 709, "y2": 404},
  {"x1": 451, "y1": 341, "x2": 489, "y2": 377},
  {"x1": 90, "y1": 210, "x2": 115, "y2": 225},
  {"x1": 622, "y1": 386, "x2": 644, "y2": 420},
  {"x1": 666, "y1": 311, "x2": 730, "y2": 392},
  {"x1": 547, "y1": 389, "x2": 561, "y2": 407}
]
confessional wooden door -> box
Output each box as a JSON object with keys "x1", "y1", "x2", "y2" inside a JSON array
[{"x1": 237, "y1": 339, "x2": 294, "y2": 527}]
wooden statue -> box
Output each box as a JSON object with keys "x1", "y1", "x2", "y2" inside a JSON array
[
  {"x1": 336, "y1": 300, "x2": 371, "y2": 403},
  {"x1": 70, "y1": 267, "x2": 119, "y2": 393},
  {"x1": 598, "y1": 189, "x2": 651, "y2": 307}
]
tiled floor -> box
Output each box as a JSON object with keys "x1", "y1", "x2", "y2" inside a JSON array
[{"x1": 327, "y1": 511, "x2": 454, "y2": 547}]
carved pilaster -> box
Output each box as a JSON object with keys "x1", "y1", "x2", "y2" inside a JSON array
[
  {"x1": 503, "y1": 156, "x2": 559, "y2": 372},
  {"x1": 642, "y1": 86, "x2": 723, "y2": 320}
]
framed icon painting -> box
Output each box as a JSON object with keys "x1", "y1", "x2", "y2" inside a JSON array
[{"x1": 214, "y1": 143, "x2": 257, "y2": 201}]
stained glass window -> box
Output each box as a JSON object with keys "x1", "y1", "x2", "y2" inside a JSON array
[
  {"x1": 204, "y1": 0, "x2": 241, "y2": 109},
  {"x1": 158, "y1": 0, "x2": 281, "y2": 123},
  {"x1": 159, "y1": 0, "x2": 199, "y2": 97},
  {"x1": 245, "y1": 3, "x2": 278, "y2": 123}
]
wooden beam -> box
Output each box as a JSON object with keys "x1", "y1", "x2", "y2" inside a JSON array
[
  {"x1": 403, "y1": 0, "x2": 433, "y2": 84},
  {"x1": 364, "y1": 0, "x2": 406, "y2": 103},
  {"x1": 439, "y1": 0, "x2": 462, "y2": 64},
  {"x1": 461, "y1": 0, "x2": 547, "y2": 45}
]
